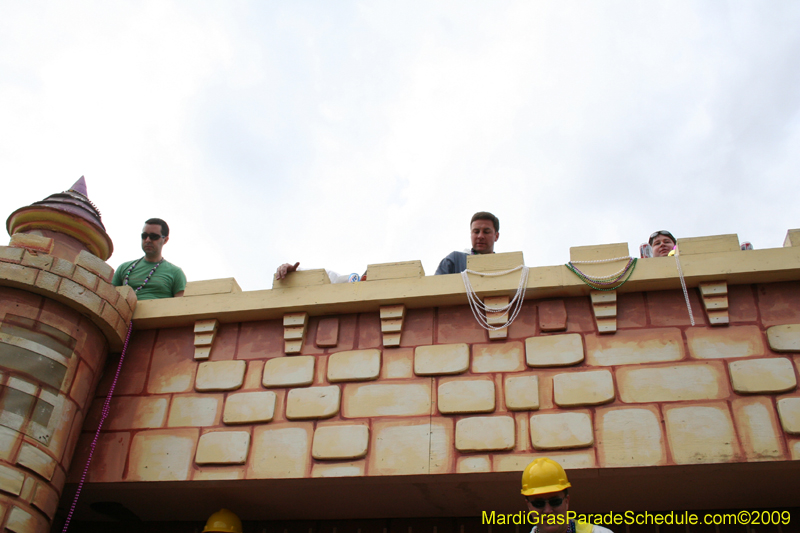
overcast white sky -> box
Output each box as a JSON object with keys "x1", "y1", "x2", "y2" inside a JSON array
[{"x1": 2, "y1": 1, "x2": 799, "y2": 291}]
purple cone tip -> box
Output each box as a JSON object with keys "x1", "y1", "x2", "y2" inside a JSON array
[{"x1": 69, "y1": 176, "x2": 88, "y2": 197}]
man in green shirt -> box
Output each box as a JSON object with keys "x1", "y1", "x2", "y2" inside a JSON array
[{"x1": 112, "y1": 218, "x2": 186, "y2": 300}]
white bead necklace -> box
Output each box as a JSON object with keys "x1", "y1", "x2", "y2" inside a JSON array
[
  {"x1": 461, "y1": 265, "x2": 530, "y2": 331},
  {"x1": 673, "y1": 248, "x2": 695, "y2": 326}
]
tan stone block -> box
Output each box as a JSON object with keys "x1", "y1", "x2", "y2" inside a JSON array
[
  {"x1": 327, "y1": 349, "x2": 381, "y2": 382},
  {"x1": 223, "y1": 391, "x2": 277, "y2": 425},
  {"x1": 369, "y1": 418, "x2": 453, "y2": 475},
  {"x1": 677, "y1": 234, "x2": 740, "y2": 255},
  {"x1": 248, "y1": 424, "x2": 312, "y2": 479},
  {"x1": 167, "y1": 395, "x2": 221, "y2": 427},
  {"x1": 617, "y1": 363, "x2": 728, "y2": 403},
  {"x1": 6, "y1": 505, "x2": 48, "y2": 533},
  {"x1": 195, "y1": 360, "x2": 246, "y2": 392},
  {"x1": 262, "y1": 356, "x2": 315, "y2": 388},
  {"x1": 553, "y1": 370, "x2": 615, "y2": 407},
  {"x1": 194, "y1": 346, "x2": 212, "y2": 360},
  {"x1": 530, "y1": 412, "x2": 593, "y2": 450},
  {"x1": 21, "y1": 250, "x2": 53, "y2": 270},
  {"x1": 74, "y1": 249, "x2": 113, "y2": 281},
  {"x1": 0, "y1": 427, "x2": 20, "y2": 462},
  {"x1": 380, "y1": 317, "x2": 403, "y2": 334},
  {"x1": 379, "y1": 304, "x2": 405, "y2": 319},
  {"x1": 456, "y1": 456, "x2": 492, "y2": 473},
  {"x1": 286, "y1": 385, "x2": 340, "y2": 420},
  {"x1": 94, "y1": 278, "x2": 119, "y2": 306},
  {"x1": 312, "y1": 425, "x2": 369, "y2": 460},
  {"x1": 106, "y1": 396, "x2": 168, "y2": 430},
  {"x1": 414, "y1": 343, "x2": 469, "y2": 375},
  {"x1": 34, "y1": 270, "x2": 60, "y2": 293},
  {"x1": 597, "y1": 407, "x2": 664, "y2": 467},
  {"x1": 31, "y1": 482, "x2": 59, "y2": 519},
  {"x1": 50, "y1": 256, "x2": 75, "y2": 277},
  {"x1": 664, "y1": 403, "x2": 737, "y2": 464},
  {"x1": 492, "y1": 451, "x2": 596, "y2": 472},
  {"x1": 686, "y1": 326, "x2": 765, "y2": 359},
  {"x1": 16, "y1": 444, "x2": 56, "y2": 480},
  {"x1": 767, "y1": 324, "x2": 800, "y2": 352},
  {"x1": 455, "y1": 416, "x2": 515, "y2": 452},
  {"x1": 729, "y1": 358, "x2": 797, "y2": 394},
  {"x1": 283, "y1": 312, "x2": 308, "y2": 327},
  {"x1": 472, "y1": 341, "x2": 524, "y2": 373},
  {"x1": 585, "y1": 328, "x2": 684, "y2": 366},
  {"x1": 0, "y1": 262, "x2": 37, "y2": 285},
  {"x1": 194, "y1": 318, "x2": 219, "y2": 334},
  {"x1": 342, "y1": 382, "x2": 431, "y2": 418},
  {"x1": 487, "y1": 327, "x2": 508, "y2": 340},
  {"x1": 732, "y1": 397, "x2": 784, "y2": 460},
  {"x1": 72, "y1": 265, "x2": 98, "y2": 291},
  {"x1": 438, "y1": 379, "x2": 495, "y2": 414},
  {"x1": 785, "y1": 229, "x2": 800, "y2": 247},
  {"x1": 0, "y1": 465, "x2": 25, "y2": 496},
  {"x1": 777, "y1": 397, "x2": 800, "y2": 434},
  {"x1": 58, "y1": 277, "x2": 103, "y2": 314},
  {"x1": 525, "y1": 334, "x2": 584, "y2": 367},
  {"x1": 382, "y1": 348, "x2": 413, "y2": 379},
  {"x1": 311, "y1": 461, "x2": 365, "y2": 478},
  {"x1": 467, "y1": 251, "x2": 524, "y2": 272},
  {"x1": 194, "y1": 332, "x2": 215, "y2": 346},
  {"x1": 195, "y1": 431, "x2": 251, "y2": 465},
  {"x1": 382, "y1": 332, "x2": 401, "y2": 347},
  {"x1": 127, "y1": 428, "x2": 198, "y2": 481},
  {"x1": 0, "y1": 246, "x2": 24, "y2": 263},
  {"x1": 504, "y1": 375, "x2": 540, "y2": 411}
]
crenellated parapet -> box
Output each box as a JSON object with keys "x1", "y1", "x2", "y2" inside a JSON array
[{"x1": 63, "y1": 231, "x2": 800, "y2": 523}]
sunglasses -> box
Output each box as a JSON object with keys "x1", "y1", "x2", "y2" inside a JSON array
[
  {"x1": 649, "y1": 230, "x2": 676, "y2": 244},
  {"x1": 141, "y1": 232, "x2": 164, "y2": 241},
  {"x1": 527, "y1": 497, "x2": 565, "y2": 509}
]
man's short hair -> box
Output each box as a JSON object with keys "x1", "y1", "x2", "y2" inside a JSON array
[
  {"x1": 471, "y1": 211, "x2": 499, "y2": 232},
  {"x1": 145, "y1": 218, "x2": 170, "y2": 237}
]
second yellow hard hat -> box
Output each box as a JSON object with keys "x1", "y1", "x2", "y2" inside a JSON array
[{"x1": 521, "y1": 457, "x2": 571, "y2": 496}]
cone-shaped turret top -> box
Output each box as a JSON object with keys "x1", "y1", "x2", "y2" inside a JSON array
[{"x1": 6, "y1": 176, "x2": 114, "y2": 260}]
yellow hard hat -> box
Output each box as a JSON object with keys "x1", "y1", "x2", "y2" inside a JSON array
[
  {"x1": 521, "y1": 457, "x2": 571, "y2": 496},
  {"x1": 203, "y1": 509, "x2": 242, "y2": 533}
]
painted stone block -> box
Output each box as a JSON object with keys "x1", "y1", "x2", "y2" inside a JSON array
[
  {"x1": 664, "y1": 404, "x2": 737, "y2": 464},
  {"x1": 262, "y1": 355, "x2": 315, "y2": 388},
  {"x1": 455, "y1": 416, "x2": 515, "y2": 452},
  {"x1": 369, "y1": 418, "x2": 453, "y2": 475},
  {"x1": 381, "y1": 348, "x2": 414, "y2": 379},
  {"x1": 553, "y1": 370, "x2": 615, "y2": 407},
  {"x1": 311, "y1": 462, "x2": 365, "y2": 478},
  {"x1": 106, "y1": 396, "x2": 168, "y2": 430},
  {"x1": 732, "y1": 397, "x2": 784, "y2": 460},
  {"x1": 686, "y1": 326, "x2": 765, "y2": 359},
  {"x1": 504, "y1": 375, "x2": 540, "y2": 411},
  {"x1": 0, "y1": 465, "x2": 24, "y2": 496},
  {"x1": 167, "y1": 395, "x2": 221, "y2": 427},
  {"x1": 31, "y1": 481, "x2": 59, "y2": 519},
  {"x1": 456, "y1": 455, "x2": 491, "y2": 473},
  {"x1": 438, "y1": 379, "x2": 495, "y2": 414},
  {"x1": 195, "y1": 360, "x2": 246, "y2": 392},
  {"x1": 492, "y1": 451, "x2": 596, "y2": 472},
  {"x1": 343, "y1": 382, "x2": 431, "y2": 418},
  {"x1": 312, "y1": 425, "x2": 369, "y2": 460},
  {"x1": 5, "y1": 506, "x2": 48, "y2": 533},
  {"x1": 776, "y1": 397, "x2": 800, "y2": 434},
  {"x1": 327, "y1": 349, "x2": 381, "y2": 382},
  {"x1": 529, "y1": 412, "x2": 593, "y2": 450},
  {"x1": 147, "y1": 327, "x2": 196, "y2": 394},
  {"x1": 286, "y1": 385, "x2": 340, "y2": 420},
  {"x1": 766, "y1": 324, "x2": 800, "y2": 352},
  {"x1": 617, "y1": 363, "x2": 728, "y2": 403},
  {"x1": 584, "y1": 329, "x2": 684, "y2": 366},
  {"x1": 472, "y1": 341, "x2": 524, "y2": 373},
  {"x1": 248, "y1": 424, "x2": 312, "y2": 479},
  {"x1": 539, "y1": 300, "x2": 567, "y2": 332},
  {"x1": 316, "y1": 317, "x2": 339, "y2": 347},
  {"x1": 525, "y1": 334, "x2": 584, "y2": 367},
  {"x1": 195, "y1": 431, "x2": 251, "y2": 465},
  {"x1": 729, "y1": 358, "x2": 797, "y2": 394},
  {"x1": 597, "y1": 407, "x2": 664, "y2": 467},
  {"x1": 127, "y1": 429, "x2": 198, "y2": 481},
  {"x1": 414, "y1": 343, "x2": 469, "y2": 376},
  {"x1": 16, "y1": 444, "x2": 56, "y2": 480},
  {"x1": 223, "y1": 391, "x2": 277, "y2": 425}
]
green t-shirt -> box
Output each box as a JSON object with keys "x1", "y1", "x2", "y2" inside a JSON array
[{"x1": 112, "y1": 258, "x2": 187, "y2": 301}]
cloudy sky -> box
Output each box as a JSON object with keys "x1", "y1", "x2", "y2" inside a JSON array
[{"x1": 2, "y1": 1, "x2": 799, "y2": 291}]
